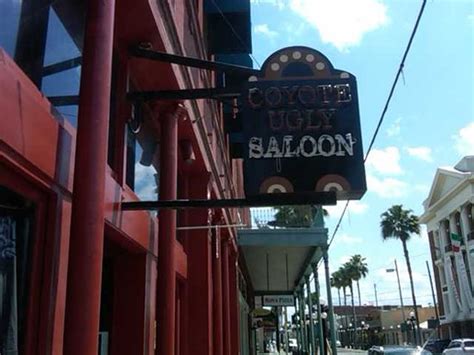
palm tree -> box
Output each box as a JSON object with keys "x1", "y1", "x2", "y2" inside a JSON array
[
  {"x1": 342, "y1": 262, "x2": 358, "y2": 347},
  {"x1": 331, "y1": 270, "x2": 343, "y2": 306},
  {"x1": 347, "y1": 255, "x2": 369, "y2": 306},
  {"x1": 380, "y1": 204, "x2": 421, "y2": 345},
  {"x1": 269, "y1": 205, "x2": 328, "y2": 228}
]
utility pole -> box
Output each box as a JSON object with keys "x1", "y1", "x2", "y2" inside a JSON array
[
  {"x1": 426, "y1": 260, "x2": 440, "y2": 336},
  {"x1": 374, "y1": 283, "x2": 379, "y2": 307},
  {"x1": 387, "y1": 260, "x2": 406, "y2": 344},
  {"x1": 394, "y1": 260, "x2": 406, "y2": 322}
]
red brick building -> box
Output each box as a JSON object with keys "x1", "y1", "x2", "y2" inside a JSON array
[{"x1": 0, "y1": 1, "x2": 253, "y2": 354}]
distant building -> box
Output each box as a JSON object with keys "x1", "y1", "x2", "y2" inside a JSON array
[
  {"x1": 420, "y1": 156, "x2": 474, "y2": 338},
  {"x1": 334, "y1": 305, "x2": 436, "y2": 346}
]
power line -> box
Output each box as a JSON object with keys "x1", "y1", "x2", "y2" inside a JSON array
[
  {"x1": 209, "y1": 0, "x2": 262, "y2": 69},
  {"x1": 327, "y1": 0, "x2": 428, "y2": 250}
]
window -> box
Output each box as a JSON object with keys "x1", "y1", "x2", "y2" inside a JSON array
[
  {"x1": 125, "y1": 103, "x2": 160, "y2": 201},
  {"x1": 447, "y1": 342, "x2": 461, "y2": 349},
  {"x1": 0, "y1": 0, "x2": 84, "y2": 127},
  {"x1": 0, "y1": 186, "x2": 34, "y2": 355}
]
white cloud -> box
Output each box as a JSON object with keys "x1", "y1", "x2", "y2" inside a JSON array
[
  {"x1": 288, "y1": 0, "x2": 389, "y2": 51},
  {"x1": 333, "y1": 233, "x2": 363, "y2": 245},
  {"x1": 453, "y1": 122, "x2": 474, "y2": 156},
  {"x1": 367, "y1": 174, "x2": 408, "y2": 198},
  {"x1": 134, "y1": 163, "x2": 158, "y2": 201},
  {"x1": 326, "y1": 200, "x2": 369, "y2": 218},
  {"x1": 251, "y1": 0, "x2": 286, "y2": 10},
  {"x1": 339, "y1": 255, "x2": 351, "y2": 265},
  {"x1": 386, "y1": 117, "x2": 402, "y2": 137},
  {"x1": 405, "y1": 146, "x2": 433, "y2": 162},
  {"x1": 254, "y1": 24, "x2": 279, "y2": 38},
  {"x1": 366, "y1": 147, "x2": 403, "y2": 175}
]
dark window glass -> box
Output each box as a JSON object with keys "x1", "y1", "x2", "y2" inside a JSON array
[
  {"x1": 42, "y1": 6, "x2": 83, "y2": 127},
  {"x1": 125, "y1": 110, "x2": 160, "y2": 201},
  {"x1": 0, "y1": 0, "x2": 84, "y2": 128},
  {"x1": 0, "y1": 187, "x2": 34, "y2": 355}
]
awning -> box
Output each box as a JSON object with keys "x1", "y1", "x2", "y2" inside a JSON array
[{"x1": 237, "y1": 227, "x2": 328, "y2": 295}]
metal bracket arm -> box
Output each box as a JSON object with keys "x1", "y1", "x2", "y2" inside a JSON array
[
  {"x1": 127, "y1": 86, "x2": 241, "y2": 102},
  {"x1": 122, "y1": 192, "x2": 337, "y2": 210},
  {"x1": 129, "y1": 46, "x2": 259, "y2": 77}
]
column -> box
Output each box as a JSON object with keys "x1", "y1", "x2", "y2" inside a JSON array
[
  {"x1": 460, "y1": 205, "x2": 474, "y2": 294},
  {"x1": 313, "y1": 269, "x2": 324, "y2": 355},
  {"x1": 213, "y1": 227, "x2": 224, "y2": 355},
  {"x1": 323, "y1": 251, "x2": 338, "y2": 355},
  {"x1": 156, "y1": 104, "x2": 184, "y2": 355},
  {"x1": 229, "y1": 250, "x2": 240, "y2": 355},
  {"x1": 185, "y1": 174, "x2": 213, "y2": 354},
  {"x1": 295, "y1": 294, "x2": 302, "y2": 352},
  {"x1": 306, "y1": 276, "x2": 316, "y2": 354},
  {"x1": 222, "y1": 236, "x2": 232, "y2": 355},
  {"x1": 298, "y1": 291, "x2": 307, "y2": 353},
  {"x1": 449, "y1": 213, "x2": 470, "y2": 316},
  {"x1": 63, "y1": 0, "x2": 115, "y2": 353},
  {"x1": 439, "y1": 220, "x2": 457, "y2": 320}
]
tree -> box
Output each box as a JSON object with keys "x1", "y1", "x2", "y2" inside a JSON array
[
  {"x1": 331, "y1": 270, "x2": 344, "y2": 306},
  {"x1": 342, "y1": 262, "x2": 358, "y2": 347},
  {"x1": 269, "y1": 205, "x2": 328, "y2": 228},
  {"x1": 380, "y1": 204, "x2": 421, "y2": 345},
  {"x1": 346, "y1": 255, "x2": 369, "y2": 306}
]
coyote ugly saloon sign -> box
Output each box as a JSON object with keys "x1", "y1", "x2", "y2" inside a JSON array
[{"x1": 241, "y1": 46, "x2": 366, "y2": 200}]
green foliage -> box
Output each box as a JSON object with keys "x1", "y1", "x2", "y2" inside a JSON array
[
  {"x1": 380, "y1": 204, "x2": 420, "y2": 242},
  {"x1": 344, "y1": 255, "x2": 369, "y2": 282},
  {"x1": 268, "y1": 205, "x2": 328, "y2": 228}
]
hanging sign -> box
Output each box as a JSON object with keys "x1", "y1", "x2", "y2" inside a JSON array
[
  {"x1": 241, "y1": 46, "x2": 366, "y2": 200},
  {"x1": 263, "y1": 294, "x2": 295, "y2": 307}
]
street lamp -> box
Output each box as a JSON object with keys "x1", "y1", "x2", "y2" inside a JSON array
[{"x1": 386, "y1": 260, "x2": 406, "y2": 344}]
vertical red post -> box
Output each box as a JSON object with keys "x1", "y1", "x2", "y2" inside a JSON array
[
  {"x1": 156, "y1": 105, "x2": 184, "y2": 355},
  {"x1": 222, "y1": 236, "x2": 232, "y2": 355},
  {"x1": 229, "y1": 250, "x2": 240, "y2": 355},
  {"x1": 63, "y1": 0, "x2": 115, "y2": 353},
  {"x1": 213, "y1": 227, "x2": 224, "y2": 355}
]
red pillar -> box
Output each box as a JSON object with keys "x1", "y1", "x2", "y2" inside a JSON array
[
  {"x1": 185, "y1": 174, "x2": 213, "y2": 355},
  {"x1": 156, "y1": 104, "x2": 185, "y2": 355},
  {"x1": 229, "y1": 250, "x2": 240, "y2": 355},
  {"x1": 213, "y1": 227, "x2": 224, "y2": 355},
  {"x1": 63, "y1": 0, "x2": 115, "y2": 353},
  {"x1": 222, "y1": 236, "x2": 232, "y2": 355}
]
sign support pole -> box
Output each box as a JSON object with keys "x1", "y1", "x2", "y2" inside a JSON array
[
  {"x1": 313, "y1": 266, "x2": 325, "y2": 355},
  {"x1": 323, "y1": 250, "x2": 338, "y2": 355},
  {"x1": 306, "y1": 276, "x2": 316, "y2": 354}
]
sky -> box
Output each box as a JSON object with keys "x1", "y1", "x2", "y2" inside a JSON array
[{"x1": 250, "y1": 0, "x2": 474, "y2": 307}]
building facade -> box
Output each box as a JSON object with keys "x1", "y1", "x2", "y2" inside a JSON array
[
  {"x1": 420, "y1": 156, "x2": 474, "y2": 338},
  {"x1": 0, "y1": 1, "x2": 253, "y2": 354}
]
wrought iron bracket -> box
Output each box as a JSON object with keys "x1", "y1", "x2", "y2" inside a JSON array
[
  {"x1": 129, "y1": 45, "x2": 259, "y2": 76},
  {"x1": 121, "y1": 192, "x2": 336, "y2": 210}
]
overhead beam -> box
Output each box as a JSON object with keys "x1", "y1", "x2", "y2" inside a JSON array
[
  {"x1": 127, "y1": 86, "x2": 241, "y2": 102},
  {"x1": 43, "y1": 56, "x2": 82, "y2": 76},
  {"x1": 129, "y1": 46, "x2": 259, "y2": 76},
  {"x1": 122, "y1": 192, "x2": 337, "y2": 210}
]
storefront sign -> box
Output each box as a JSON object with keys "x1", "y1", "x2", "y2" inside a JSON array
[
  {"x1": 242, "y1": 46, "x2": 366, "y2": 199},
  {"x1": 262, "y1": 295, "x2": 295, "y2": 307}
]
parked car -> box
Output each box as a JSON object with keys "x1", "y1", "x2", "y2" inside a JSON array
[
  {"x1": 442, "y1": 339, "x2": 474, "y2": 355},
  {"x1": 421, "y1": 339, "x2": 451, "y2": 355},
  {"x1": 368, "y1": 345, "x2": 421, "y2": 355},
  {"x1": 288, "y1": 338, "x2": 298, "y2": 352}
]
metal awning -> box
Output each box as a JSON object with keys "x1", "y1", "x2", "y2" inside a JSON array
[{"x1": 237, "y1": 227, "x2": 328, "y2": 295}]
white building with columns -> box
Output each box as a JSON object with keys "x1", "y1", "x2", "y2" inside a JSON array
[{"x1": 419, "y1": 156, "x2": 474, "y2": 338}]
